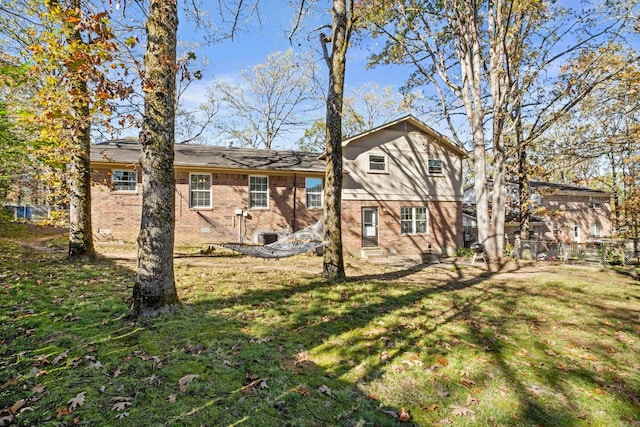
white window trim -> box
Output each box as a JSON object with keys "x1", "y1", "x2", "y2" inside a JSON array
[
  {"x1": 305, "y1": 177, "x2": 323, "y2": 209},
  {"x1": 249, "y1": 175, "x2": 269, "y2": 209},
  {"x1": 590, "y1": 223, "x2": 601, "y2": 238},
  {"x1": 573, "y1": 224, "x2": 580, "y2": 242},
  {"x1": 189, "y1": 172, "x2": 212, "y2": 209},
  {"x1": 368, "y1": 154, "x2": 388, "y2": 173},
  {"x1": 428, "y1": 158, "x2": 444, "y2": 175},
  {"x1": 401, "y1": 206, "x2": 429, "y2": 235},
  {"x1": 111, "y1": 170, "x2": 138, "y2": 193}
]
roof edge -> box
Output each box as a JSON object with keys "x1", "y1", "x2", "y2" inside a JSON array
[{"x1": 340, "y1": 115, "x2": 468, "y2": 158}]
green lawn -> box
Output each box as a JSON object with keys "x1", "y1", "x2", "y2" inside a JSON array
[{"x1": 1, "y1": 224, "x2": 639, "y2": 426}]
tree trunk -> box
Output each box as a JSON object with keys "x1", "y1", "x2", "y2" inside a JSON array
[
  {"x1": 67, "y1": 79, "x2": 95, "y2": 259},
  {"x1": 453, "y1": 0, "x2": 491, "y2": 257},
  {"x1": 518, "y1": 132, "x2": 531, "y2": 241},
  {"x1": 487, "y1": 0, "x2": 508, "y2": 260},
  {"x1": 66, "y1": 0, "x2": 95, "y2": 260},
  {"x1": 491, "y1": 146, "x2": 507, "y2": 258},
  {"x1": 133, "y1": 0, "x2": 179, "y2": 319},
  {"x1": 322, "y1": 0, "x2": 350, "y2": 280}
]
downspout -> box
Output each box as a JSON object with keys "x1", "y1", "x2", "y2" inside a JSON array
[{"x1": 292, "y1": 174, "x2": 297, "y2": 231}]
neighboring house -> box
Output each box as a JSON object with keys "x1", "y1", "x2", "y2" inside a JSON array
[
  {"x1": 90, "y1": 115, "x2": 467, "y2": 258},
  {"x1": 463, "y1": 180, "x2": 613, "y2": 245}
]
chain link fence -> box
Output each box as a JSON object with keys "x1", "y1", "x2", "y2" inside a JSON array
[{"x1": 517, "y1": 240, "x2": 639, "y2": 266}]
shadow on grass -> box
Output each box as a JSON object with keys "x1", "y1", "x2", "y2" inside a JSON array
[
  {"x1": 3, "y1": 231, "x2": 639, "y2": 426},
  {"x1": 179, "y1": 255, "x2": 640, "y2": 426}
]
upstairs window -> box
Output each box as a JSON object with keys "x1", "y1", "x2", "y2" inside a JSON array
[
  {"x1": 589, "y1": 197, "x2": 601, "y2": 208},
  {"x1": 111, "y1": 170, "x2": 137, "y2": 192},
  {"x1": 249, "y1": 176, "x2": 268, "y2": 208},
  {"x1": 401, "y1": 207, "x2": 428, "y2": 234},
  {"x1": 368, "y1": 154, "x2": 387, "y2": 173},
  {"x1": 305, "y1": 177, "x2": 323, "y2": 209},
  {"x1": 428, "y1": 159, "x2": 443, "y2": 175},
  {"x1": 190, "y1": 173, "x2": 212, "y2": 208}
]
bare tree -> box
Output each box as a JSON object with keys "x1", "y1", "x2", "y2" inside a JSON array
[
  {"x1": 363, "y1": 0, "x2": 638, "y2": 259},
  {"x1": 297, "y1": 83, "x2": 414, "y2": 152},
  {"x1": 210, "y1": 49, "x2": 320, "y2": 149}
]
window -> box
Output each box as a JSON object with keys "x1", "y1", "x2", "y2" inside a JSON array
[
  {"x1": 590, "y1": 223, "x2": 601, "y2": 238},
  {"x1": 589, "y1": 197, "x2": 601, "y2": 208},
  {"x1": 552, "y1": 223, "x2": 560, "y2": 237},
  {"x1": 428, "y1": 159, "x2": 443, "y2": 175},
  {"x1": 368, "y1": 154, "x2": 387, "y2": 172},
  {"x1": 249, "y1": 176, "x2": 268, "y2": 208},
  {"x1": 401, "y1": 207, "x2": 428, "y2": 234},
  {"x1": 305, "y1": 177, "x2": 323, "y2": 209},
  {"x1": 111, "y1": 170, "x2": 137, "y2": 192},
  {"x1": 573, "y1": 224, "x2": 580, "y2": 242},
  {"x1": 189, "y1": 173, "x2": 212, "y2": 208}
]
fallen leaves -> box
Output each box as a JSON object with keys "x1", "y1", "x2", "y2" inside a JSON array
[
  {"x1": 318, "y1": 384, "x2": 334, "y2": 398},
  {"x1": 6, "y1": 399, "x2": 26, "y2": 415},
  {"x1": 449, "y1": 394, "x2": 478, "y2": 417},
  {"x1": 580, "y1": 353, "x2": 599, "y2": 362},
  {"x1": 0, "y1": 398, "x2": 29, "y2": 425},
  {"x1": 460, "y1": 377, "x2": 476, "y2": 388},
  {"x1": 52, "y1": 351, "x2": 69, "y2": 365},
  {"x1": 178, "y1": 374, "x2": 199, "y2": 392},
  {"x1": 381, "y1": 407, "x2": 411, "y2": 422},
  {"x1": 1, "y1": 378, "x2": 19, "y2": 390},
  {"x1": 67, "y1": 392, "x2": 86, "y2": 411},
  {"x1": 398, "y1": 407, "x2": 411, "y2": 422},
  {"x1": 436, "y1": 355, "x2": 448, "y2": 367},
  {"x1": 56, "y1": 407, "x2": 72, "y2": 418},
  {"x1": 450, "y1": 404, "x2": 475, "y2": 416},
  {"x1": 111, "y1": 397, "x2": 132, "y2": 412},
  {"x1": 294, "y1": 386, "x2": 310, "y2": 397}
]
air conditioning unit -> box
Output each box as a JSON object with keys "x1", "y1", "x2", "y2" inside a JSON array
[{"x1": 258, "y1": 232, "x2": 278, "y2": 245}]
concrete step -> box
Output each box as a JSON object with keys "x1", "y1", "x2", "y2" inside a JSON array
[{"x1": 361, "y1": 248, "x2": 385, "y2": 259}]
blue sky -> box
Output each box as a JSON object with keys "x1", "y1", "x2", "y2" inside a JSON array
[
  {"x1": 173, "y1": 0, "x2": 640, "y2": 150},
  {"x1": 177, "y1": 0, "x2": 410, "y2": 114}
]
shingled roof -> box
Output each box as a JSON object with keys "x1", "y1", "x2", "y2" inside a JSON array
[
  {"x1": 90, "y1": 139, "x2": 325, "y2": 173},
  {"x1": 528, "y1": 180, "x2": 610, "y2": 194}
]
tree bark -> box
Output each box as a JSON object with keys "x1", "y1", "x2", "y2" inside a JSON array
[
  {"x1": 133, "y1": 0, "x2": 179, "y2": 319},
  {"x1": 65, "y1": 0, "x2": 95, "y2": 260},
  {"x1": 517, "y1": 116, "x2": 530, "y2": 241},
  {"x1": 321, "y1": 0, "x2": 351, "y2": 280},
  {"x1": 451, "y1": 0, "x2": 492, "y2": 257}
]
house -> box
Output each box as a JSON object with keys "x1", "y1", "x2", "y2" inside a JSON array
[
  {"x1": 90, "y1": 115, "x2": 467, "y2": 258},
  {"x1": 463, "y1": 180, "x2": 613, "y2": 245}
]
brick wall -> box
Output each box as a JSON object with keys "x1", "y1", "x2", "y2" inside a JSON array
[
  {"x1": 91, "y1": 168, "x2": 142, "y2": 242},
  {"x1": 500, "y1": 193, "x2": 613, "y2": 244},
  {"x1": 92, "y1": 168, "x2": 323, "y2": 246},
  {"x1": 341, "y1": 199, "x2": 462, "y2": 257},
  {"x1": 93, "y1": 167, "x2": 463, "y2": 255}
]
